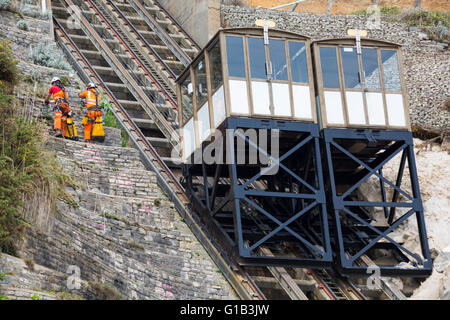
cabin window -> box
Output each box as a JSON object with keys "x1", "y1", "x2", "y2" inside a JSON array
[
  {"x1": 362, "y1": 48, "x2": 381, "y2": 90},
  {"x1": 209, "y1": 41, "x2": 223, "y2": 91},
  {"x1": 269, "y1": 39, "x2": 288, "y2": 81},
  {"x1": 381, "y1": 50, "x2": 402, "y2": 91},
  {"x1": 194, "y1": 57, "x2": 208, "y2": 108},
  {"x1": 289, "y1": 41, "x2": 308, "y2": 83},
  {"x1": 340, "y1": 47, "x2": 361, "y2": 89},
  {"x1": 226, "y1": 36, "x2": 246, "y2": 78},
  {"x1": 248, "y1": 37, "x2": 267, "y2": 80},
  {"x1": 180, "y1": 74, "x2": 193, "y2": 123},
  {"x1": 319, "y1": 47, "x2": 340, "y2": 89}
]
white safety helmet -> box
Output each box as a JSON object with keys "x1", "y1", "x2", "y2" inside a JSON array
[
  {"x1": 87, "y1": 82, "x2": 97, "y2": 89},
  {"x1": 51, "y1": 77, "x2": 60, "y2": 84}
]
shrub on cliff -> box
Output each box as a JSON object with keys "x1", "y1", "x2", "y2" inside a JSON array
[
  {"x1": 28, "y1": 43, "x2": 72, "y2": 71},
  {"x1": 101, "y1": 96, "x2": 129, "y2": 147},
  {"x1": 16, "y1": 20, "x2": 30, "y2": 31},
  {"x1": 0, "y1": 0, "x2": 11, "y2": 10},
  {"x1": 0, "y1": 39, "x2": 18, "y2": 92},
  {"x1": 0, "y1": 40, "x2": 72, "y2": 255},
  {"x1": 21, "y1": 5, "x2": 49, "y2": 20}
]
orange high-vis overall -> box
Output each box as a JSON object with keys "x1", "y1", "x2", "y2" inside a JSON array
[
  {"x1": 51, "y1": 87, "x2": 69, "y2": 135},
  {"x1": 79, "y1": 88, "x2": 101, "y2": 140}
]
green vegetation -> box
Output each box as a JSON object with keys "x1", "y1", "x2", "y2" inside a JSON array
[
  {"x1": 400, "y1": 9, "x2": 449, "y2": 42},
  {"x1": 0, "y1": 39, "x2": 73, "y2": 256},
  {"x1": 60, "y1": 75, "x2": 69, "y2": 86},
  {"x1": 0, "y1": 0, "x2": 11, "y2": 10},
  {"x1": 0, "y1": 272, "x2": 5, "y2": 280},
  {"x1": 0, "y1": 0, "x2": 24, "y2": 18},
  {"x1": 28, "y1": 43, "x2": 71, "y2": 71},
  {"x1": 101, "y1": 96, "x2": 129, "y2": 147},
  {"x1": 352, "y1": 6, "x2": 400, "y2": 15},
  {"x1": 127, "y1": 240, "x2": 144, "y2": 250},
  {"x1": 0, "y1": 40, "x2": 19, "y2": 91},
  {"x1": 21, "y1": 5, "x2": 49, "y2": 20},
  {"x1": 351, "y1": 7, "x2": 449, "y2": 43},
  {"x1": 31, "y1": 294, "x2": 41, "y2": 300},
  {"x1": 0, "y1": 295, "x2": 9, "y2": 300},
  {"x1": 153, "y1": 199, "x2": 161, "y2": 207},
  {"x1": 16, "y1": 20, "x2": 29, "y2": 31},
  {"x1": 55, "y1": 290, "x2": 84, "y2": 300},
  {"x1": 89, "y1": 281, "x2": 124, "y2": 300},
  {"x1": 24, "y1": 257, "x2": 35, "y2": 271}
]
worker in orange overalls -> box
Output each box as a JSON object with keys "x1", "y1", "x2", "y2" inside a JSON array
[
  {"x1": 79, "y1": 82, "x2": 105, "y2": 142},
  {"x1": 45, "y1": 77, "x2": 70, "y2": 137}
]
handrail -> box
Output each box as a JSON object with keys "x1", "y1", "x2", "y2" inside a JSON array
[
  {"x1": 105, "y1": 0, "x2": 177, "y2": 79},
  {"x1": 86, "y1": 0, "x2": 178, "y2": 108},
  {"x1": 128, "y1": 0, "x2": 192, "y2": 66},
  {"x1": 64, "y1": 0, "x2": 179, "y2": 147},
  {"x1": 153, "y1": 0, "x2": 201, "y2": 50},
  {"x1": 54, "y1": 15, "x2": 264, "y2": 300},
  {"x1": 53, "y1": 16, "x2": 183, "y2": 198}
]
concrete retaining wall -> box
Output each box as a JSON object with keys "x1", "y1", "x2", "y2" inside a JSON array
[{"x1": 158, "y1": 0, "x2": 222, "y2": 46}]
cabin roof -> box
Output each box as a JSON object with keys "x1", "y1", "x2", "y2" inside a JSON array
[
  {"x1": 312, "y1": 37, "x2": 402, "y2": 48},
  {"x1": 176, "y1": 27, "x2": 311, "y2": 83}
]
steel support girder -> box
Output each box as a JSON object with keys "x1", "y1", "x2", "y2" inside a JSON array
[
  {"x1": 323, "y1": 129, "x2": 432, "y2": 277},
  {"x1": 225, "y1": 118, "x2": 332, "y2": 267}
]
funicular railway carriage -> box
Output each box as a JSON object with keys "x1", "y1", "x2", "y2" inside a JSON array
[
  {"x1": 312, "y1": 37, "x2": 432, "y2": 276},
  {"x1": 177, "y1": 27, "x2": 432, "y2": 276},
  {"x1": 178, "y1": 27, "x2": 332, "y2": 268}
]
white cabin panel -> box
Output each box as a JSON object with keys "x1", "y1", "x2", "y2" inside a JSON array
[
  {"x1": 252, "y1": 81, "x2": 271, "y2": 115},
  {"x1": 212, "y1": 86, "x2": 226, "y2": 128},
  {"x1": 197, "y1": 102, "x2": 211, "y2": 143},
  {"x1": 386, "y1": 94, "x2": 406, "y2": 127},
  {"x1": 324, "y1": 91, "x2": 345, "y2": 125},
  {"x1": 346, "y1": 91, "x2": 366, "y2": 125},
  {"x1": 272, "y1": 83, "x2": 291, "y2": 117},
  {"x1": 229, "y1": 79, "x2": 249, "y2": 115},
  {"x1": 366, "y1": 92, "x2": 386, "y2": 126},
  {"x1": 292, "y1": 85, "x2": 312, "y2": 120},
  {"x1": 183, "y1": 118, "x2": 196, "y2": 161}
]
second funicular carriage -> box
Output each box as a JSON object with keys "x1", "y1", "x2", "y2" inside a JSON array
[{"x1": 176, "y1": 26, "x2": 432, "y2": 277}]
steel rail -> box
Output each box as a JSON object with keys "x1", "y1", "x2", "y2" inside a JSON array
[
  {"x1": 59, "y1": 0, "x2": 179, "y2": 149},
  {"x1": 128, "y1": 0, "x2": 192, "y2": 66},
  {"x1": 53, "y1": 1, "x2": 402, "y2": 301},
  {"x1": 53, "y1": 17, "x2": 180, "y2": 194},
  {"x1": 85, "y1": 0, "x2": 177, "y2": 108},
  {"x1": 53, "y1": 14, "x2": 266, "y2": 301},
  {"x1": 104, "y1": 0, "x2": 177, "y2": 79}
]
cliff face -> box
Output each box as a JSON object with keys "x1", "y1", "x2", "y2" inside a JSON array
[
  {"x1": 0, "y1": 8, "x2": 236, "y2": 300},
  {"x1": 18, "y1": 135, "x2": 235, "y2": 300}
]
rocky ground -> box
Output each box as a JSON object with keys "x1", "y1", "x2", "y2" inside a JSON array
[{"x1": 357, "y1": 139, "x2": 450, "y2": 299}]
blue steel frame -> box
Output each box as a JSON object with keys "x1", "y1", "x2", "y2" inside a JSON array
[
  {"x1": 323, "y1": 128, "x2": 432, "y2": 277},
  {"x1": 184, "y1": 117, "x2": 332, "y2": 268}
]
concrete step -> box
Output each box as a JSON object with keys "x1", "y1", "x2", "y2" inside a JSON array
[{"x1": 147, "y1": 136, "x2": 171, "y2": 148}]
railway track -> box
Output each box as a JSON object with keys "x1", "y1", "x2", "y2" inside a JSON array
[
  {"x1": 91, "y1": 0, "x2": 178, "y2": 96},
  {"x1": 50, "y1": 0, "x2": 405, "y2": 301}
]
